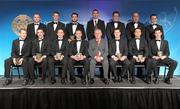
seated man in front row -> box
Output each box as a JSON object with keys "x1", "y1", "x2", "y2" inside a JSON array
[
  {"x1": 4, "y1": 29, "x2": 31, "y2": 86},
  {"x1": 29, "y1": 28, "x2": 49, "y2": 84},
  {"x1": 109, "y1": 28, "x2": 130, "y2": 82},
  {"x1": 68, "y1": 29, "x2": 89, "y2": 85},
  {"x1": 88, "y1": 29, "x2": 109, "y2": 84},
  {"x1": 147, "y1": 28, "x2": 177, "y2": 84},
  {"x1": 129, "y1": 27, "x2": 152, "y2": 84},
  {"x1": 48, "y1": 29, "x2": 68, "y2": 84}
]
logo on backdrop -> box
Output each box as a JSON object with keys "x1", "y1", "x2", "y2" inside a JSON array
[{"x1": 12, "y1": 14, "x2": 33, "y2": 35}]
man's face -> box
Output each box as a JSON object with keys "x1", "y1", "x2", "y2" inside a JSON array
[
  {"x1": 75, "y1": 30, "x2": 82, "y2": 40},
  {"x1": 113, "y1": 13, "x2": 119, "y2": 21},
  {"x1": 132, "y1": 13, "x2": 139, "y2": 23},
  {"x1": 114, "y1": 30, "x2": 121, "y2": 39},
  {"x1": 154, "y1": 30, "x2": 162, "y2": 39},
  {"x1": 53, "y1": 13, "x2": 59, "y2": 21},
  {"x1": 57, "y1": 29, "x2": 64, "y2": 39},
  {"x1": 92, "y1": 11, "x2": 99, "y2": 19},
  {"x1": 71, "y1": 14, "x2": 78, "y2": 22},
  {"x1": 94, "y1": 30, "x2": 102, "y2": 39},
  {"x1": 37, "y1": 29, "x2": 44, "y2": 39},
  {"x1": 134, "y1": 29, "x2": 142, "y2": 38},
  {"x1": 34, "y1": 14, "x2": 41, "y2": 23},
  {"x1": 19, "y1": 30, "x2": 27, "y2": 40},
  {"x1": 151, "y1": 16, "x2": 157, "y2": 24}
]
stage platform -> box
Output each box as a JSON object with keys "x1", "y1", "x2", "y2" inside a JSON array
[{"x1": 0, "y1": 76, "x2": 180, "y2": 109}]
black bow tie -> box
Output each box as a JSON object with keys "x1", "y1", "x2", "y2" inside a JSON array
[
  {"x1": 58, "y1": 39, "x2": 63, "y2": 41},
  {"x1": 72, "y1": 23, "x2": 77, "y2": 25},
  {"x1": 53, "y1": 22, "x2": 58, "y2": 24},
  {"x1": 77, "y1": 40, "x2": 82, "y2": 42},
  {"x1": 38, "y1": 39, "x2": 43, "y2": 42},
  {"x1": 135, "y1": 38, "x2": 140, "y2": 40},
  {"x1": 34, "y1": 23, "x2": 39, "y2": 25},
  {"x1": 19, "y1": 39, "x2": 24, "y2": 41},
  {"x1": 156, "y1": 40, "x2": 161, "y2": 41},
  {"x1": 115, "y1": 39, "x2": 120, "y2": 41}
]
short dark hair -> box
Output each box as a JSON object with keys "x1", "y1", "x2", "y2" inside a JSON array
[
  {"x1": 134, "y1": 27, "x2": 142, "y2": 32},
  {"x1": 33, "y1": 12, "x2": 41, "y2": 16},
  {"x1": 154, "y1": 28, "x2": 162, "y2": 33},
  {"x1": 132, "y1": 11, "x2": 140, "y2": 16},
  {"x1": 57, "y1": 28, "x2": 64, "y2": 32},
  {"x1": 112, "y1": 11, "x2": 120, "y2": 16},
  {"x1": 75, "y1": 29, "x2": 82, "y2": 33},
  {"x1": 114, "y1": 28, "x2": 121, "y2": 32},
  {"x1": 71, "y1": 12, "x2": 78, "y2": 17},
  {"x1": 53, "y1": 11, "x2": 60, "y2": 15},
  {"x1": 37, "y1": 28, "x2": 44, "y2": 32},
  {"x1": 92, "y1": 9, "x2": 99, "y2": 13},
  {"x1": 150, "y1": 14, "x2": 157, "y2": 18},
  {"x1": 19, "y1": 28, "x2": 26, "y2": 33}
]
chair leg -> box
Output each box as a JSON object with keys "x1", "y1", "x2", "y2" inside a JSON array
[
  {"x1": 164, "y1": 66, "x2": 168, "y2": 80},
  {"x1": 17, "y1": 67, "x2": 21, "y2": 79},
  {"x1": 10, "y1": 66, "x2": 13, "y2": 81}
]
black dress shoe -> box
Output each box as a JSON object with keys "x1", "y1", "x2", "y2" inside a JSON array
[
  {"x1": 22, "y1": 79, "x2": 28, "y2": 86},
  {"x1": 131, "y1": 78, "x2": 136, "y2": 84},
  {"x1": 146, "y1": 77, "x2": 151, "y2": 84},
  {"x1": 81, "y1": 79, "x2": 86, "y2": 85},
  {"x1": 153, "y1": 78, "x2": 159, "y2": 84},
  {"x1": 29, "y1": 79, "x2": 35, "y2": 85},
  {"x1": 104, "y1": 78, "x2": 109, "y2": 84},
  {"x1": 51, "y1": 78, "x2": 56, "y2": 84},
  {"x1": 71, "y1": 78, "x2": 76, "y2": 84},
  {"x1": 3, "y1": 79, "x2": 12, "y2": 86},
  {"x1": 113, "y1": 77, "x2": 118, "y2": 83},
  {"x1": 89, "y1": 78, "x2": 94, "y2": 84},
  {"x1": 61, "y1": 78, "x2": 66, "y2": 84},
  {"x1": 165, "y1": 78, "x2": 172, "y2": 84}
]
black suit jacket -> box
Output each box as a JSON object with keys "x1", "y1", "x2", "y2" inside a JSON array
[
  {"x1": 31, "y1": 38, "x2": 50, "y2": 56},
  {"x1": 65, "y1": 23, "x2": 86, "y2": 40},
  {"x1": 68, "y1": 40, "x2": 89, "y2": 57},
  {"x1": 86, "y1": 19, "x2": 105, "y2": 40},
  {"x1": 11, "y1": 38, "x2": 31, "y2": 58},
  {"x1": 148, "y1": 39, "x2": 169, "y2": 57},
  {"x1": 27, "y1": 23, "x2": 46, "y2": 40},
  {"x1": 50, "y1": 38, "x2": 69, "y2": 57},
  {"x1": 145, "y1": 24, "x2": 164, "y2": 43},
  {"x1": 46, "y1": 21, "x2": 65, "y2": 41},
  {"x1": 106, "y1": 21, "x2": 126, "y2": 40},
  {"x1": 108, "y1": 39, "x2": 128, "y2": 57},
  {"x1": 126, "y1": 21, "x2": 145, "y2": 41},
  {"x1": 129, "y1": 38, "x2": 149, "y2": 57}
]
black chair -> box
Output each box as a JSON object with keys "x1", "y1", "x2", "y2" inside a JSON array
[{"x1": 10, "y1": 65, "x2": 21, "y2": 80}]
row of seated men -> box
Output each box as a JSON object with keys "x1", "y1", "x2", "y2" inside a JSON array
[{"x1": 4, "y1": 27, "x2": 177, "y2": 86}]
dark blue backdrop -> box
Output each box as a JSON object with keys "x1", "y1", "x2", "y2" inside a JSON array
[{"x1": 0, "y1": 0, "x2": 179, "y2": 75}]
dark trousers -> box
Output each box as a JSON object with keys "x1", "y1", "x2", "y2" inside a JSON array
[
  {"x1": 149, "y1": 58, "x2": 177, "y2": 79},
  {"x1": 29, "y1": 57, "x2": 48, "y2": 79},
  {"x1": 68, "y1": 58, "x2": 89, "y2": 79},
  {"x1": 4, "y1": 57, "x2": 29, "y2": 79},
  {"x1": 48, "y1": 57, "x2": 67, "y2": 79},
  {"x1": 110, "y1": 58, "x2": 130, "y2": 77}
]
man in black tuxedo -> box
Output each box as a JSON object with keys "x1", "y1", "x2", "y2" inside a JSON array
[
  {"x1": 4, "y1": 29, "x2": 31, "y2": 86},
  {"x1": 147, "y1": 28, "x2": 177, "y2": 84},
  {"x1": 68, "y1": 29, "x2": 89, "y2": 84},
  {"x1": 66, "y1": 12, "x2": 86, "y2": 42},
  {"x1": 109, "y1": 28, "x2": 130, "y2": 82},
  {"x1": 29, "y1": 28, "x2": 49, "y2": 84},
  {"x1": 48, "y1": 29, "x2": 68, "y2": 84},
  {"x1": 126, "y1": 12, "x2": 145, "y2": 42},
  {"x1": 106, "y1": 11, "x2": 126, "y2": 40},
  {"x1": 129, "y1": 27, "x2": 152, "y2": 84},
  {"x1": 47, "y1": 11, "x2": 65, "y2": 41},
  {"x1": 146, "y1": 14, "x2": 164, "y2": 43},
  {"x1": 86, "y1": 9, "x2": 105, "y2": 40},
  {"x1": 27, "y1": 13, "x2": 46, "y2": 40}
]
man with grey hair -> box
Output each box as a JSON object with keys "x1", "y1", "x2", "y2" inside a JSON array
[{"x1": 88, "y1": 29, "x2": 109, "y2": 84}]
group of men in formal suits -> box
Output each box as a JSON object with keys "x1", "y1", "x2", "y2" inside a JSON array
[{"x1": 3, "y1": 9, "x2": 177, "y2": 86}]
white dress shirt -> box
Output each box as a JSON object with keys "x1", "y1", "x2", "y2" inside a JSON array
[
  {"x1": 53, "y1": 22, "x2": 58, "y2": 31},
  {"x1": 156, "y1": 40, "x2": 161, "y2": 50},
  {"x1": 76, "y1": 41, "x2": 81, "y2": 53},
  {"x1": 134, "y1": 23, "x2": 138, "y2": 29},
  {"x1": 34, "y1": 23, "x2": 39, "y2": 34},
  {"x1": 39, "y1": 40, "x2": 43, "y2": 52},
  {"x1": 136, "y1": 39, "x2": 140, "y2": 50},
  {"x1": 115, "y1": 41, "x2": 120, "y2": 55},
  {"x1": 19, "y1": 39, "x2": 24, "y2": 55},
  {"x1": 93, "y1": 19, "x2": 98, "y2": 27},
  {"x1": 152, "y1": 24, "x2": 157, "y2": 30},
  {"x1": 72, "y1": 24, "x2": 77, "y2": 34},
  {"x1": 114, "y1": 22, "x2": 118, "y2": 28},
  {"x1": 58, "y1": 40, "x2": 63, "y2": 50}
]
